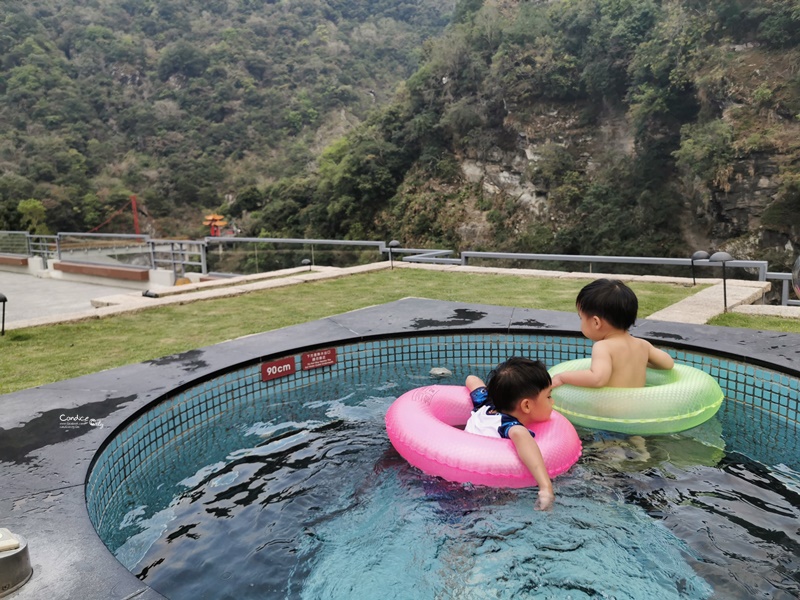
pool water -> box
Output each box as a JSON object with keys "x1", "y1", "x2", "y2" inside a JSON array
[{"x1": 107, "y1": 366, "x2": 800, "y2": 600}]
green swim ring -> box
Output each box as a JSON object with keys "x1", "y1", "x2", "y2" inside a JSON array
[{"x1": 549, "y1": 358, "x2": 724, "y2": 435}]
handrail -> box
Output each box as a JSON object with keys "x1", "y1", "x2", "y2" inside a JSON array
[
  {"x1": 382, "y1": 247, "x2": 457, "y2": 264},
  {"x1": 458, "y1": 251, "x2": 769, "y2": 281},
  {"x1": 207, "y1": 236, "x2": 387, "y2": 250},
  {"x1": 766, "y1": 271, "x2": 800, "y2": 306},
  {"x1": 149, "y1": 239, "x2": 207, "y2": 276},
  {"x1": 1, "y1": 230, "x2": 796, "y2": 305}
]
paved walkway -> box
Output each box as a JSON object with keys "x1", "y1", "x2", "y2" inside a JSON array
[
  {"x1": 646, "y1": 279, "x2": 774, "y2": 323},
  {"x1": 0, "y1": 271, "x2": 135, "y2": 326},
  {"x1": 0, "y1": 263, "x2": 796, "y2": 330}
]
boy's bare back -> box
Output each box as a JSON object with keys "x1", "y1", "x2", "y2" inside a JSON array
[{"x1": 591, "y1": 332, "x2": 673, "y2": 388}]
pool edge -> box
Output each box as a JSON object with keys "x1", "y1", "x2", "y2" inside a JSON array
[{"x1": 1, "y1": 298, "x2": 798, "y2": 599}]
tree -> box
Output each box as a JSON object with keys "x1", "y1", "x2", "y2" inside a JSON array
[
  {"x1": 157, "y1": 42, "x2": 211, "y2": 80},
  {"x1": 17, "y1": 198, "x2": 51, "y2": 234}
]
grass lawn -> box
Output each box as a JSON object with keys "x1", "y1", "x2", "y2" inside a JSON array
[
  {"x1": 708, "y1": 311, "x2": 800, "y2": 332},
  {"x1": 0, "y1": 267, "x2": 779, "y2": 395}
]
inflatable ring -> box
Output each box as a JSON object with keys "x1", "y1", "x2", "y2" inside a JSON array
[
  {"x1": 549, "y1": 358, "x2": 724, "y2": 435},
  {"x1": 385, "y1": 385, "x2": 582, "y2": 488}
]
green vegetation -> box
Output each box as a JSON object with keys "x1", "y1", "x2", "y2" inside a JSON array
[
  {"x1": 0, "y1": 0, "x2": 450, "y2": 236},
  {"x1": 244, "y1": 0, "x2": 800, "y2": 260},
  {"x1": 708, "y1": 311, "x2": 800, "y2": 332},
  {"x1": 1, "y1": 0, "x2": 799, "y2": 263},
  {"x1": 0, "y1": 269, "x2": 704, "y2": 394}
]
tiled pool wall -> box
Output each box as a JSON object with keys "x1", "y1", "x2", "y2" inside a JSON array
[{"x1": 86, "y1": 333, "x2": 800, "y2": 544}]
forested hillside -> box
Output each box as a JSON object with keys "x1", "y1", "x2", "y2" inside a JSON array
[
  {"x1": 245, "y1": 0, "x2": 799, "y2": 267},
  {"x1": 0, "y1": 0, "x2": 450, "y2": 236},
  {"x1": 2, "y1": 0, "x2": 799, "y2": 268}
]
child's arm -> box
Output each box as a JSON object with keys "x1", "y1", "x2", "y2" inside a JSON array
[
  {"x1": 551, "y1": 342, "x2": 612, "y2": 389},
  {"x1": 508, "y1": 426, "x2": 554, "y2": 510},
  {"x1": 465, "y1": 375, "x2": 485, "y2": 392},
  {"x1": 646, "y1": 342, "x2": 674, "y2": 370},
  {"x1": 465, "y1": 375, "x2": 488, "y2": 410}
]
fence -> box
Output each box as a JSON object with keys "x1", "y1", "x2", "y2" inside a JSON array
[
  {"x1": 767, "y1": 271, "x2": 800, "y2": 307},
  {"x1": 204, "y1": 237, "x2": 391, "y2": 275},
  {"x1": 0, "y1": 231, "x2": 797, "y2": 305}
]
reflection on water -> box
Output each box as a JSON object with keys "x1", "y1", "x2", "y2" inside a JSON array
[{"x1": 111, "y1": 375, "x2": 800, "y2": 600}]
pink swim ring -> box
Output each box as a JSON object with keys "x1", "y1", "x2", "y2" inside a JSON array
[{"x1": 385, "y1": 385, "x2": 582, "y2": 488}]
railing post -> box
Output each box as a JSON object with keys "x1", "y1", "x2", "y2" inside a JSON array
[{"x1": 149, "y1": 241, "x2": 156, "y2": 270}]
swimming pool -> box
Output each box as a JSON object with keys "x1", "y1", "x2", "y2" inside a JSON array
[{"x1": 86, "y1": 332, "x2": 800, "y2": 599}]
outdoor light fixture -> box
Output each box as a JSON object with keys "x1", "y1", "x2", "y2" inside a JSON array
[
  {"x1": 690, "y1": 250, "x2": 710, "y2": 286},
  {"x1": 709, "y1": 251, "x2": 733, "y2": 312},
  {"x1": 388, "y1": 240, "x2": 401, "y2": 270},
  {"x1": 0, "y1": 292, "x2": 6, "y2": 336},
  {"x1": 0, "y1": 528, "x2": 32, "y2": 595},
  {"x1": 301, "y1": 258, "x2": 311, "y2": 271}
]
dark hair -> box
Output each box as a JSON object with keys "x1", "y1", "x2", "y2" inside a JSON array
[
  {"x1": 486, "y1": 357, "x2": 552, "y2": 413},
  {"x1": 575, "y1": 278, "x2": 638, "y2": 330}
]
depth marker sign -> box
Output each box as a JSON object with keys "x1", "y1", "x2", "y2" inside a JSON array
[{"x1": 261, "y1": 356, "x2": 296, "y2": 381}]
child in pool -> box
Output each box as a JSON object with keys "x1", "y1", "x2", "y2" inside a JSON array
[
  {"x1": 551, "y1": 278, "x2": 674, "y2": 389},
  {"x1": 465, "y1": 357, "x2": 555, "y2": 510}
]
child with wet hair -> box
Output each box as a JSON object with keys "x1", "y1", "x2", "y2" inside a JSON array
[
  {"x1": 465, "y1": 356, "x2": 555, "y2": 510},
  {"x1": 551, "y1": 278, "x2": 674, "y2": 389}
]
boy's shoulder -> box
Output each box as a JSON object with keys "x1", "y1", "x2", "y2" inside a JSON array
[{"x1": 594, "y1": 332, "x2": 650, "y2": 354}]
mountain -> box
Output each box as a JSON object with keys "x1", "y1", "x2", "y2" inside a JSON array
[
  {"x1": 2, "y1": 0, "x2": 799, "y2": 271},
  {"x1": 0, "y1": 0, "x2": 450, "y2": 236},
  {"x1": 246, "y1": 0, "x2": 800, "y2": 270}
]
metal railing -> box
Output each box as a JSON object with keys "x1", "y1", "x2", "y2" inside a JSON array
[
  {"x1": 767, "y1": 271, "x2": 800, "y2": 306},
  {"x1": 149, "y1": 239, "x2": 207, "y2": 279},
  {"x1": 56, "y1": 232, "x2": 151, "y2": 265},
  {"x1": 205, "y1": 237, "x2": 391, "y2": 273},
  {"x1": 28, "y1": 235, "x2": 59, "y2": 260},
  {"x1": 0, "y1": 231, "x2": 29, "y2": 255},
  {"x1": 388, "y1": 248, "x2": 456, "y2": 263},
  {"x1": 455, "y1": 251, "x2": 770, "y2": 281},
  {"x1": 1, "y1": 230, "x2": 797, "y2": 305},
  {"x1": 209, "y1": 236, "x2": 388, "y2": 253},
  {"x1": 0, "y1": 231, "x2": 58, "y2": 261}
]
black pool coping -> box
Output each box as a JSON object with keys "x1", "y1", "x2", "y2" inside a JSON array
[{"x1": 1, "y1": 297, "x2": 799, "y2": 599}]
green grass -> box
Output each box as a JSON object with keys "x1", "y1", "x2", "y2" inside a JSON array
[
  {"x1": 708, "y1": 311, "x2": 800, "y2": 332},
  {"x1": 0, "y1": 267, "x2": 747, "y2": 395}
]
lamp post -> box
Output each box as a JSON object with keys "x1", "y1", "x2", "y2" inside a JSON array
[
  {"x1": 388, "y1": 240, "x2": 401, "y2": 270},
  {"x1": 301, "y1": 258, "x2": 311, "y2": 272},
  {"x1": 709, "y1": 251, "x2": 733, "y2": 312},
  {"x1": 0, "y1": 293, "x2": 6, "y2": 336},
  {"x1": 690, "y1": 250, "x2": 710, "y2": 286}
]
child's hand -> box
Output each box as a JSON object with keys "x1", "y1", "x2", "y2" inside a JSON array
[
  {"x1": 535, "y1": 489, "x2": 554, "y2": 511},
  {"x1": 551, "y1": 374, "x2": 564, "y2": 388}
]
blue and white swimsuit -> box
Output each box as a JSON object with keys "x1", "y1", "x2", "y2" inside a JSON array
[{"x1": 465, "y1": 387, "x2": 534, "y2": 439}]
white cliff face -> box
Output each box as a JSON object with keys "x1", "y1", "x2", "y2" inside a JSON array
[
  {"x1": 461, "y1": 159, "x2": 547, "y2": 214},
  {"x1": 451, "y1": 100, "x2": 797, "y2": 267}
]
